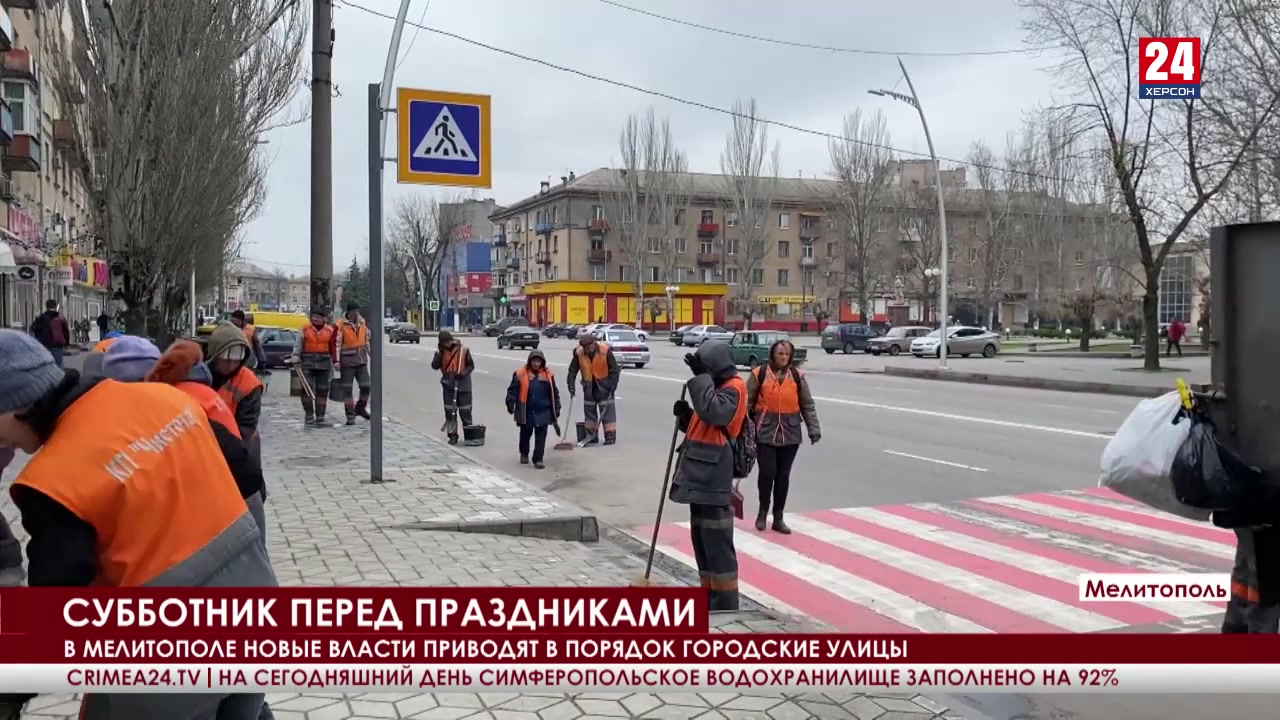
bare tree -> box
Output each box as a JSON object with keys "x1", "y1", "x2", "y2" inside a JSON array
[
  {"x1": 270, "y1": 268, "x2": 290, "y2": 308},
  {"x1": 62, "y1": 0, "x2": 307, "y2": 339},
  {"x1": 602, "y1": 109, "x2": 688, "y2": 326},
  {"x1": 720, "y1": 98, "x2": 780, "y2": 328},
  {"x1": 1011, "y1": 118, "x2": 1081, "y2": 324},
  {"x1": 387, "y1": 195, "x2": 468, "y2": 329},
  {"x1": 896, "y1": 183, "x2": 943, "y2": 324},
  {"x1": 1020, "y1": 0, "x2": 1280, "y2": 369},
  {"x1": 828, "y1": 109, "x2": 895, "y2": 327},
  {"x1": 967, "y1": 141, "x2": 1018, "y2": 328}
]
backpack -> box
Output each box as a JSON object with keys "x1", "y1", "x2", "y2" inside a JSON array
[
  {"x1": 49, "y1": 315, "x2": 67, "y2": 347},
  {"x1": 723, "y1": 416, "x2": 758, "y2": 480}
]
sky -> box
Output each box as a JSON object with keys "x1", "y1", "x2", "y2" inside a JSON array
[{"x1": 238, "y1": 0, "x2": 1060, "y2": 275}]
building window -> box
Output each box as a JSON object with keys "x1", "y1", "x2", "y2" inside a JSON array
[
  {"x1": 802, "y1": 268, "x2": 814, "y2": 287},
  {"x1": 591, "y1": 265, "x2": 606, "y2": 281},
  {"x1": 647, "y1": 237, "x2": 662, "y2": 253},
  {"x1": 1012, "y1": 274, "x2": 1023, "y2": 291},
  {"x1": 700, "y1": 209, "x2": 714, "y2": 224},
  {"x1": 702, "y1": 267, "x2": 715, "y2": 283},
  {"x1": 1158, "y1": 254, "x2": 1193, "y2": 323},
  {"x1": 802, "y1": 215, "x2": 820, "y2": 229},
  {"x1": 726, "y1": 239, "x2": 739, "y2": 255},
  {"x1": 778, "y1": 213, "x2": 790, "y2": 230},
  {"x1": 968, "y1": 247, "x2": 977, "y2": 262},
  {"x1": 1074, "y1": 277, "x2": 1083, "y2": 291},
  {"x1": 1074, "y1": 251, "x2": 1084, "y2": 266},
  {"x1": 590, "y1": 237, "x2": 605, "y2": 250},
  {"x1": 672, "y1": 267, "x2": 686, "y2": 282},
  {"x1": 537, "y1": 268, "x2": 544, "y2": 281},
  {"x1": 699, "y1": 241, "x2": 713, "y2": 254},
  {"x1": 552, "y1": 206, "x2": 560, "y2": 224},
  {"x1": 648, "y1": 266, "x2": 664, "y2": 282},
  {"x1": 777, "y1": 269, "x2": 789, "y2": 287},
  {"x1": 751, "y1": 268, "x2": 765, "y2": 286},
  {"x1": 777, "y1": 241, "x2": 790, "y2": 258},
  {"x1": 592, "y1": 205, "x2": 604, "y2": 220},
  {"x1": 826, "y1": 242, "x2": 835, "y2": 258},
  {"x1": 1014, "y1": 248, "x2": 1025, "y2": 262},
  {"x1": 619, "y1": 265, "x2": 634, "y2": 282},
  {"x1": 801, "y1": 243, "x2": 814, "y2": 259},
  {"x1": 2, "y1": 82, "x2": 34, "y2": 133},
  {"x1": 726, "y1": 267, "x2": 740, "y2": 285},
  {"x1": 967, "y1": 278, "x2": 976, "y2": 289},
  {"x1": 674, "y1": 237, "x2": 686, "y2": 254},
  {"x1": 726, "y1": 211, "x2": 739, "y2": 227},
  {"x1": 674, "y1": 209, "x2": 685, "y2": 226}
]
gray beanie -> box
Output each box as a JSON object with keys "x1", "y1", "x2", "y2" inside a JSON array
[
  {"x1": 0, "y1": 330, "x2": 66, "y2": 415},
  {"x1": 101, "y1": 336, "x2": 161, "y2": 382}
]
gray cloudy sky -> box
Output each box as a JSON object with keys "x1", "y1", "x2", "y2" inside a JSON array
[{"x1": 239, "y1": 0, "x2": 1057, "y2": 274}]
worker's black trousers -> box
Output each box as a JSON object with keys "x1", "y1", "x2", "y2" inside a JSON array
[
  {"x1": 689, "y1": 503, "x2": 739, "y2": 612},
  {"x1": 1223, "y1": 529, "x2": 1280, "y2": 633},
  {"x1": 518, "y1": 424, "x2": 549, "y2": 463},
  {"x1": 756, "y1": 443, "x2": 799, "y2": 518}
]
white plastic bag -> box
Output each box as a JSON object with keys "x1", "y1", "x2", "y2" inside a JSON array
[{"x1": 1099, "y1": 391, "x2": 1209, "y2": 521}]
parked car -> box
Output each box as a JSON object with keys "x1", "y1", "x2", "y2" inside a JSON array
[
  {"x1": 497, "y1": 324, "x2": 540, "y2": 350},
  {"x1": 259, "y1": 327, "x2": 299, "y2": 369},
  {"x1": 389, "y1": 322, "x2": 421, "y2": 344},
  {"x1": 910, "y1": 326, "x2": 1002, "y2": 358},
  {"x1": 820, "y1": 323, "x2": 882, "y2": 354},
  {"x1": 602, "y1": 329, "x2": 650, "y2": 368},
  {"x1": 561, "y1": 324, "x2": 581, "y2": 338},
  {"x1": 669, "y1": 325, "x2": 694, "y2": 345},
  {"x1": 681, "y1": 325, "x2": 734, "y2": 346},
  {"x1": 484, "y1": 316, "x2": 529, "y2": 337},
  {"x1": 867, "y1": 326, "x2": 932, "y2": 356},
  {"x1": 729, "y1": 331, "x2": 807, "y2": 368},
  {"x1": 542, "y1": 322, "x2": 568, "y2": 338},
  {"x1": 602, "y1": 323, "x2": 649, "y2": 342}
]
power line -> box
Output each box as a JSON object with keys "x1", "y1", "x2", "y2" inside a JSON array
[
  {"x1": 394, "y1": 0, "x2": 433, "y2": 72},
  {"x1": 339, "y1": 0, "x2": 1084, "y2": 186},
  {"x1": 596, "y1": 0, "x2": 1045, "y2": 58}
]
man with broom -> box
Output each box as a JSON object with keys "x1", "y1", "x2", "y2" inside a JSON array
[
  {"x1": 431, "y1": 331, "x2": 475, "y2": 445},
  {"x1": 505, "y1": 349, "x2": 561, "y2": 469},
  {"x1": 566, "y1": 331, "x2": 621, "y2": 445}
]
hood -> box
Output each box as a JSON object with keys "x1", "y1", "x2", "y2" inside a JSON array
[
  {"x1": 42, "y1": 309, "x2": 60, "y2": 318},
  {"x1": 696, "y1": 341, "x2": 737, "y2": 383},
  {"x1": 525, "y1": 349, "x2": 547, "y2": 369},
  {"x1": 147, "y1": 340, "x2": 211, "y2": 386},
  {"x1": 206, "y1": 322, "x2": 250, "y2": 370}
]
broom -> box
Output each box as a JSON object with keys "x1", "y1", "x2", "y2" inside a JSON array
[
  {"x1": 633, "y1": 385, "x2": 688, "y2": 587},
  {"x1": 553, "y1": 395, "x2": 576, "y2": 451}
]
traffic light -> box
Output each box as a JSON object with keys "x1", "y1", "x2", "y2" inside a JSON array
[{"x1": 498, "y1": 291, "x2": 508, "y2": 305}]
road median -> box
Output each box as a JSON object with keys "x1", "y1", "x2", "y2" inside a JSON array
[{"x1": 882, "y1": 365, "x2": 1169, "y2": 398}]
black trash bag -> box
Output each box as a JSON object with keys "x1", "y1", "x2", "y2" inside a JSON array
[{"x1": 1170, "y1": 410, "x2": 1263, "y2": 511}]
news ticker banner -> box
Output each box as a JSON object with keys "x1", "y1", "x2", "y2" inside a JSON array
[{"x1": 0, "y1": 587, "x2": 1267, "y2": 694}]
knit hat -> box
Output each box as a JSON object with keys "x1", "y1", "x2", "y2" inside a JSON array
[
  {"x1": 147, "y1": 340, "x2": 204, "y2": 385},
  {"x1": 101, "y1": 336, "x2": 161, "y2": 382},
  {"x1": 0, "y1": 330, "x2": 66, "y2": 415}
]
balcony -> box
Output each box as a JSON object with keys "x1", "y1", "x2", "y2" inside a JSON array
[
  {"x1": 535, "y1": 251, "x2": 552, "y2": 265},
  {"x1": 588, "y1": 219, "x2": 609, "y2": 234},
  {"x1": 800, "y1": 256, "x2": 818, "y2": 267},
  {"x1": 3, "y1": 1, "x2": 39, "y2": 10},
  {"x1": 1, "y1": 48, "x2": 36, "y2": 82},
  {"x1": 485, "y1": 286, "x2": 506, "y2": 299},
  {"x1": 799, "y1": 225, "x2": 823, "y2": 241},
  {"x1": 3, "y1": 133, "x2": 40, "y2": 173},
  {"x1": 0, "y1": 103, "x2": 11, "y2": 146},
  {"x1": 695, "y1": 252, "x2": 721, "y2": 266},
  {"x1": 535, "y1": 221, "x2": 554, "y2": 235},
  {"x1": 492, "y1": 232, "x2": 507, "y2": 247},
  {"x1": 0, "y1": 173, "x2": 13, "y2": 201},
  {"x1": 697, "y1": 223, "x2": 719, "y2": 237},
  {"x1": 53, "y1": 118, "x2": 75, "y2": 150},
  {"x1": 587, "y1": 248, "x2": 612, "y2": 264},
  {"x1": 506, "y1": 256, "x2": 520, "y2": 269},
  {"x1": 0, "y1": 9, "x2": 13, "y2": 52}
]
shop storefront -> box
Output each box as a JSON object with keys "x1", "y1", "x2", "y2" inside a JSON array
[
  {"x1": 523, "y1": 281, "x2": 728, "y2": 328},
  {"x1": 52, "y1": 251, "x2": 111, "y2": 341},
  {"x1": 1, "y1": 207, "x2": 48, "y2": 329}
]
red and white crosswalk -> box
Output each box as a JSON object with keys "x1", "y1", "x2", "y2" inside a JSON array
[{"x1": 640, "y1": 488, "x2": 1234, "y2": 633}]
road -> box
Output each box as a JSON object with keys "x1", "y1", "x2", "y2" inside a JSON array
[{"x1": 378, "y1": 336, "x2": 1230, "y2": 636}]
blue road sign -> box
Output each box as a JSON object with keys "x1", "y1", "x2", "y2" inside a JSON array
[{"x1": 396, "y1": 88, "x2": 492, "y2": 188}]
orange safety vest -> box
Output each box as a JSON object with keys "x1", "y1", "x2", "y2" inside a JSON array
[
  {"x1": 179, "y1": 381, "x2": 241, "y2": 439},
  {"x1": 439, "y1": 345, "x2": 469, "y2": 374},
  {"x1": 241, "y1": 323, "x2": 256, "y2": 343},
  {"x1": 216, "y1": 366, "x2": 262, "y2": 412},
  {"x1": 754, "y1": 368, "x2": 802, "y2": 415},
  {"x1": 92, "y1": 338, "x2": 117, "y2": 353},
  {"x1": 685, "y1": 376, "x2": 748, "y2": 446},
  {"x1": 11, "y1": 380, "x2": 248, "y2": 587},
  {"x1": 337, "y1": 319, "x2": 367, "y2": 348},
  {"x1": 513, "y1": 367, "x2": 558, "y2": 422},
  {"x1": 574, "y1": 343, "x2": 611, "y2": 382},
  {"x1": 302, "y1": 324, "x2": 334, "y2": 355}
]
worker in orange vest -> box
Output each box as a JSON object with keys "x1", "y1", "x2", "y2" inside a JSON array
[
  {"x1": 205, "y1": 322, "x2": 265, "y2": 444},
  {"x1": 229, "y1": 309, "x2": 267, "y2": 370},
  {"x1": 288, "y1": 307, "x2": 339, "y2": 426},
  {"x1": 431, "y1": 330, "x2": 475, "y2": 444},
  {"x1": 505, "y1": 349, "x2": 561, "y2": 468},
  {"x1": 334, "y1": 301, "x2": 372, "y2": 425},
  {"x1": 566, "y1": 331, "x2": 621, "y2": 445},
  {"x1": 0, "y1": 329, "x2": 275, "y2": 718}
]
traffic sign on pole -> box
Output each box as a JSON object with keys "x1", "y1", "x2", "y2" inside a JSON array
[
  {"x1": 428, "y1": 299, "x2": 441, "y2": 312},
  {"x1": 396, "y1": 87, "x2": 491, "y2": 188}
]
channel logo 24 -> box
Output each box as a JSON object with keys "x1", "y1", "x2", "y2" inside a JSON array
[{"x1": 1138, "y1": 38, "x2": 1201, "y2": 99}]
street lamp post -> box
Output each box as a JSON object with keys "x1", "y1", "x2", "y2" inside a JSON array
[
  {"x1": 923, "y1": 268, "x2": 949, "y2": 369},
  {"x1": 871, "y1": 57, "x2": 950, "y2": 371},
  {"x1": 665, "y1": 285, "x2": 679, "y2": 332}
]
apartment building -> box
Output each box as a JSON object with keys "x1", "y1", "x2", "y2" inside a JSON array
[{"x1": 0, "y1": 0, "x2": 104, "y2": 331}]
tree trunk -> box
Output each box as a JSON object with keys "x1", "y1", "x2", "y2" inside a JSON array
[{"x1": 1142, "y1": 280, "x2": 1161, "y2": 370}]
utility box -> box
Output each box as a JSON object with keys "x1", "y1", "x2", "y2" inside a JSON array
[{"x1": 1208, "y1": 221, "x2": 1280, "y2": 479}]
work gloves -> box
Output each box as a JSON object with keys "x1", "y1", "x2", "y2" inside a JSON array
[
  {"x1": 683, "y1": 353, "x2": 707, "y2": 376},
  {"x1": 810, "y1": 434, "x2": 821, "y2": 445},
  {"x1": 673, "y1": 399, "x2": 693, "y2": 425},
  {"x1": 506, "y1": 402, "x2": 516, "y2": 416}
]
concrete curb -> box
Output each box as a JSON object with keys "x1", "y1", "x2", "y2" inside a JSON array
[{"x1": 882, "y1": 366, "x2": 1168, "y2": 398}]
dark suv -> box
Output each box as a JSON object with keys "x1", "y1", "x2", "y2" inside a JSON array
[
  {"x1": 484, "y1": 316, "x2": 529, "y2": 337},
  {"x1": 820, "y1": 323, "x2": 882, "y2": 354}
]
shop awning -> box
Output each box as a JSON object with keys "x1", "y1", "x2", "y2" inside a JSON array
[{"x1": 0, "y1": 228, "x2": 17, "y2": 270}]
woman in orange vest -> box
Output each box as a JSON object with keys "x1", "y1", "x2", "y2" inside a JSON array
[
  {"x1": 743, "y1": 339, "x2": 821, "y2": 534},
  {"x1": 206, "y1": 322, "x2": 264, "y2": 442},
  {"x1": 669, "y1": 341, "x2": 748, "y2": 613},
  {"x1": 504, "y1": 349, "x2": 561, "y2": 468},
  {"x1": 0, "y1": 329, "x2": 275, "y2": 719}
]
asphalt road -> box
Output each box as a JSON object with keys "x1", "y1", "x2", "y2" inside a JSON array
[{"x1": 382, "y1": 336, "x2": 1130, "y2": 529}]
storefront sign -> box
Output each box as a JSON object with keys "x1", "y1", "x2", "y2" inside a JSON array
[
  {"x1": 756, "y1": 295, "x2": 809, "y2": 305},
  {"x1": 15, "y1": 265, "x2": 37, "y2": 284},
  {"x1": 47, "y1": 266, "x2": 74, "y2": 286}
]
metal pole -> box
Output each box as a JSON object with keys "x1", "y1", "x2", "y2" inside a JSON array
[
  {"x1": 367, "y1": 84, "x2": 386, "y2": 482},
  {"x1": 417, "y1": 260, "x2": 427, "y2": 328},
  {"x1": 378, "y1": 0, "x2": 414, "y2": 153},
  {"x1": 310, "y1": 0, "x2": 334, "y2": 312},
  {"x1": 189, "y1": 269, "x2": 197, "y2": 336},
  {"x1": 898, "y1": 57, "x2": 949, "y2": 370}
]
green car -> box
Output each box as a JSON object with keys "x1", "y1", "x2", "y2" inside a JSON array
[{"x1": 729, "y1": 331, "x2": 807, "y2": 368}]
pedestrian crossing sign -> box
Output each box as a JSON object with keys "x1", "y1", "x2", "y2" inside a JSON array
[{"x1": 396, "y1": 87, "x2": 492, "y2": 188}]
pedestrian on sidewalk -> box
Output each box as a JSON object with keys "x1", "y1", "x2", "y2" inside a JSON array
[
  {"x1": 289, "y1": 308, "x2": 338, "y2": 426},
  {"x1": 207, "y1": 322, "x2": 264, "y2": 444},
  {"x1": 0, "y1": 329, "x2": 275, "y2": 719},
  {"x1": 432, "y1": 330, "x2": 475, "y2": 445},
  {"x1": 745, "y1": 340, "x2": 821, "y2": 534},
  {"x1": 567, "y1": 331, "x2": 620, "y2": 445},
  {"x1": 670, "y1": 341, "x2": 747, "y2": 613},
  {"x1": 335, "y1": 301, "x2": 373, "y2": 425},
  {"x1": 506, "y1": 349, "x2": 561, "y2": 469},
  {"x1": 1167, "y1": 318, "x2": 1186, "y2": 357},
  {"x1": 28, "y1": 299, "x2": 70, "y2": 368},
  {"x1": 95, "y1": 311, "x2": 109, "y2": 342}
]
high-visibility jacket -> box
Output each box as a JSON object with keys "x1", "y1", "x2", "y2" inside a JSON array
[
  {"x1": 671, "y1": 375, "x2": 747, "y2": 506},
  {"x1": 11, "y1": 381, "x2": 251, "y2": 587},
  {"x1": 752, "y1": 366, "x2": 804, "y2": 446},
  {"x1": 439, "y1": 345, "x2": 469, "y2": 375},
  {"x1": 178, "y1": 381, "x2": 240, "y2": 440},
  {"x1": 241, "y1": 323, "x2": 256, "y2": 343},
  {"x1": 216, "y1": 366, "x2": 262, "y2": 413},
  {"x1": 92, "y1": 338, "x2": 117, "y2": 353},
  {"x1": 299, "y1": 324, "x2": 336, "y2": 369},
  {"x1": 575, "y1": 343, "x2": 611, "y2": 382},
  {"x1": 512, "y1": 367, "x2": 558, "y2": 426},
  {"x1": 336, "y1": 318, "x2": 369, "y2": 366}
]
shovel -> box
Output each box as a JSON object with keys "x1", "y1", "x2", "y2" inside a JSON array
[{"x1": 554, "y1": 395, "x2": 576, "y2": 451}]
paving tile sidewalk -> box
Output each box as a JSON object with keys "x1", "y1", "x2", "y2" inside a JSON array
[{"x1": 6, "y1": 387, "x2": 964, "y2": 719}]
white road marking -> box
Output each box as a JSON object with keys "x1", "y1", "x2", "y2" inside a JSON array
[
  {"x1": 883, "y1": 450, "x2": 988, "y2": 473},
  {"x1": 637, "y1": 536, "x2": 806, "y2": 618}
]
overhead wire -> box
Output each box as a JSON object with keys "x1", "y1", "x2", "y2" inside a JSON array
[
  {"x1": 394, "y1": 0, "x2": 433, "y2": 71},
  {"x1": 595, "y1": 0, "x2": 1046, "y2": 58},
  {"x1": 338, "y1": 0, "x2": 1088, "y2": 187}
]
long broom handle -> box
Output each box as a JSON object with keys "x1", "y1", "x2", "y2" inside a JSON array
[
  {"x1": 643, "y1": 384, "x2": 688, "y2": 582},
  {"x1": 293, "y1": 364, "x2": 316, "y2": 400}
]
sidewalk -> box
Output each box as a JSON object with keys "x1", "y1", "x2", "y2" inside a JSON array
[
  {"x1": 5, "y1": 385, "x2": 964, "y2": 719},
  {"x1": 882, "y1": 355, "x2": 1210, "y2": 398}
]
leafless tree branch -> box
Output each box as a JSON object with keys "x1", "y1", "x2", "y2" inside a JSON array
[{"x1": 720, "y1": 98, "x2": 780, "y2": 327}]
